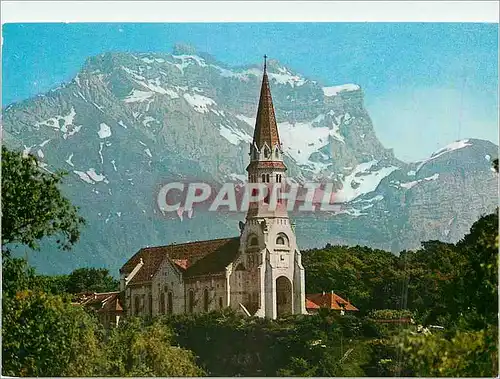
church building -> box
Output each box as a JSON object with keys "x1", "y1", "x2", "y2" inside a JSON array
[{"x1": 119, "y1": 57, "x2": 307, "y2": 319}]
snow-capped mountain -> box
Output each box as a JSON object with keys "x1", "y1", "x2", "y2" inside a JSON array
[{"x1": 2, "y1": 45, "x2": 498, "y2": 274}]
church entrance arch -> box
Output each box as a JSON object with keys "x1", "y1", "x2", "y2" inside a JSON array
[{"x1": 276, "y1": 276, "x2": 293, "y2": 317}]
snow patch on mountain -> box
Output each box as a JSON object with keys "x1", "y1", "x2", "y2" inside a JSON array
[
  {"x1": 215, "y1": 66, "x2": 248, "y2": 81},
  {"x1": 183, "y1": 93, "x2": 216, "y2": 114},
  {"x1": 334, "y1": 161, "x2": 398, "y2": 203},
  {"x1": 66, "y1": 153, "x2": 74, "y2": 167},
  {"x1": 399, "y1": 173, "x2": 440, "y2": 189},
  {"x1": 124, "y1": 90, "x2": 154, "y2": 103},
  {"x1": 98, "y1": 142, "x2": 104, "y2": 164},
  {"x1": 219, "y1": 124, "x2": 253, "y2": 146},
  {"x1": 331, "y1": 123, "x2": 345, "y2": 143},
  {"x1": 64, "y1": 125, "x2": 82, "y2": 140},
  {"x1": 74, "y1": 170, "x2": 94, "y2": 184},
  {"x1": 129, "y1": 76, "x2": 179, "y2": 99},
  {"x1": 164, "y1": 88, "x2": 180, "y2": 99},
  {"x1": 323, "y1": 84, "x2": 360, "y2": 97},
  {"x1": 278, "y1": 120, "x2": 344, "y2": 165},
  {"x1": 169, "y1": 54, "x2": 207, "y2": 74},
  {"x1": 87, "y1": 168, "x2": 106, "y2": 182},
  {"x1": 416, "y1": 139, "x2": 472, "y2": 173},
  {"x1": 121, "y1": 66, "x2": 146, "y2": 81},
  {"x1": 267, "y1": 70, "x2": 306, "y2": 87},
  {"x1": 91, "y1": 102, "x2": 104, "y2": 113},
  {"x1": 35, "y1": 107, "x2": 77, "y2": 132},
  {"x1": 229, "y1": 173, "x2": 247, "y2": 183},
  {"x1": 432, "y1": 140, "x2": 472, "y2": 158},
  {"x1": 39, "y1": 139, "x2": 51, "y2": 147},
  {"x1": 98, "y1": 123, "x2": 112, "y2": 139},
  {"x1": 142, "y1": 116, "x2": 156, "y2": 127},
  {"x1": 236, "y1": 115, "x2": 256, "y2": 127}
]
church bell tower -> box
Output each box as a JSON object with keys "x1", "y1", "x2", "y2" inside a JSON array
[{"x1": 229, "y1": 56, "x2": 307, "y2": 319}]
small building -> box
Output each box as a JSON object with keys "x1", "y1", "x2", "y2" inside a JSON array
[
  {"x1": 305, "y1": 291, "x2": 358, "y2": 314},
  {"x1": 75, "y1": 291, "x2": 124, "y2": 328}
]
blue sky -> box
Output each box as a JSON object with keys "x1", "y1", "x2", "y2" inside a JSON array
[{"x1": 2, "y1": 23, "x2": 498, "y2": 161}]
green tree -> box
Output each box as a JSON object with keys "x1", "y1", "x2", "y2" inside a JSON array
[
  {"x1": 399, "y1": 326, "x2": 497, "y2": 377},
  {"x1": 453, "y1": 211, "x2": 498, "y2": 329},
  {"x1": 399, "y1": 211, "x2": 499, "y2": 377},
  {"x1": 104, "y1": 317, "x2": 204, "y2": 376},
  {"x1": 302, "y1": 244, "x2": 402, "y2": 312},
  {"x1": 400, "y1": 241, "x2": 464, "y2": 325},
  {"x1": 66, "y1": 267, "x2": 119, "y2": 294},
  {"x1": 1, "y1": 146, "x2": 85, "y2": 251},
  {"x1": 2, "y1": 290, "x2": 103, "y2": 377},
  {"x1": 33, "y1": 273, "x2": 70, "y2": 295}
]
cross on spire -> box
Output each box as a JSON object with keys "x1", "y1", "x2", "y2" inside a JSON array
[{"x1": 264, "y1": 54, "x2": 267, "y2": 71}]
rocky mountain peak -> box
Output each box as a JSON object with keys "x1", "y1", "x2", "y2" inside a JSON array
[{"x1": 2, "y1": 48, "x2": 497, "y2": 274}]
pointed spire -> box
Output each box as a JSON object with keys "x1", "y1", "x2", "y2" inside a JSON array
[{"x1": 252, "y1": 55, "x2": 280, "y2": 150}]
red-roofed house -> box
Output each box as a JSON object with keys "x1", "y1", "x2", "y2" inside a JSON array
[
  {"x1": 75, "y1": 291, "x2": 124, "y2": 328},
  {"x1": 119, "y1": 58, "x2": 307, "y2": 320},
  {"x1": 305, "y1": 291, "x2": 359, "y2": 314}
]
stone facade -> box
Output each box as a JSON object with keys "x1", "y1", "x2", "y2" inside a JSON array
[{"x1": 120, "y1": 58, "x2": 306, "y2": 319}]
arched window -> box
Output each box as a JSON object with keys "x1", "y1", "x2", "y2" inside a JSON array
[
  {"x1": 159, "y1": 292, "x2": 165, "y2": 315},
  {"x1": 275, "y1": 174, "x2": 279, "y2": 182},
  {"x1": 188, "y1": 289, "x2": 195, "y2": 313},
  {"x1": 275, "y1": 149, "x2": 279, "y2": 158},
  {"x1": 276, "y1": 233, "x2": 289, "y2": 246},
  {"x1": 248, "y1": 235, "x2": 258, "y2": 246},
  {"x1": 203, "y1": 288, "x2": 209, "y2": 312},
  {"x1": 266, "y1": 174, "x2": 270, "y2": 183},
  {"x1": 167, "y1": 292, "x2": 173, "y2": 314},
  {"x1": 262, "y1": 174, "x2": 266, "y2": 183},
  {"x1": 236, "y1": 263, "x2": 245, "y2": 271}
]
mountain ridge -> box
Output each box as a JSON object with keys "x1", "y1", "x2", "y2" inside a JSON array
[{"x1": 2, "y1": 49, "x2": 497, "y2": 275}]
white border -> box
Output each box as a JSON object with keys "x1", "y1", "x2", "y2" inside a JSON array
[{"x1": 1, "y1": 1, "x2": 499, "y2": 23}]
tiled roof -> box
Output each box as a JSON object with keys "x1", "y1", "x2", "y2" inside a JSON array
[
  {"x1": 76, "y1": 291, "x2": 124, "y2": 313},
  {"x1": 120, "y1": 237, "x2": 240, "y2": 284},
  {"x1": 305, "y1": 298, "x2": 320, "y2": 309},
  {"x1": 252, "y1": 62, "x2": 281, "y2": 149},
  {"x1": 306, "y1": 292, "x2": 359, "y2": 311},
  {"x1": 184, "y1": 238, "x2": 241, "y2": 278},
  {"x1": 172, "y1": 259, "x2": 189, "y2": 270}
]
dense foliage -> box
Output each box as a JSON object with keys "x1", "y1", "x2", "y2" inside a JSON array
[
  {"x1": 103, "y1": 317, "x2": 204, "y2": 376},
  {"x1": 1, "y1": 147, "x2": 200, "y2": 376},
  {"x1": 1, "y1": 146, "x2": 85, "y2": 250},
  {"x1": 2, "y1": 290, "x2": 103, "y2": 377},
  {"x1": 1, "y1": 146, "x2": 497, "y2": 376},
  {"x1": 159, "y1": 309, "x2": 373, "y2": 376}
]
